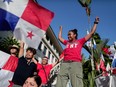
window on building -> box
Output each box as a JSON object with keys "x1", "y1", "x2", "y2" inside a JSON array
[
  {"x1": 55, "y1": 58, "x2": 57, "y2": 62},
  {"x1": 50, "y1": 41, "x2": 52, "y2": 46},
  {"x1": 46, "y1": 35, "x2": 49, "y2": 41},
  {"x1": 43, "y1": 46, "x2": 47, "y2": 55},
  {"x1": 58, "y1": 53, "x2": 60, "y2": 56},
  {"x1": 38, "y1": 42, "x2": 42, "y2": 50},
  {"x1": 52, "y1": 55, "x2": 54, "y2": 59},
  {"x1": 56, "y1": 50, "x2": 58, "y2": 54},
  {"x1": 53, "y1": 45, "x2": 55, "y2": 50},
  {"x1": 48, "y1": 51, "x2": 51, "y2": 59},
  {"x1": 52, "y1": 55, "x2": 54, "y2": 63}
]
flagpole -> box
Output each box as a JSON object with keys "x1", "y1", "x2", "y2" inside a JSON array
[
  {"x1": 86, "y1": 16, "x2": 95, "y2": 87},
  {"x1": 91, "y1": 46, "x2": 95, "y2": 71},
  {"x1": 88, "y1": 17, "x2": 95, "y2": 87},
  {"x1": 88, "y1": 16, "x2": 95, "y2": 71},
  {"x1": 109, "y1": 74, "x2": 112, "y2": 87}
]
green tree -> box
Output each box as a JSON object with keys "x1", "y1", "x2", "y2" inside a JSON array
[
  {"x1": 0, "y1": 36, "x2": 19, "y2": 53},
  {"x1": 82, "y1": 33, "x2": 111, "y2": 87}
]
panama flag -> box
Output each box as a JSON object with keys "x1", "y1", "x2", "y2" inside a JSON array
[
  {"x1": 0, "y1": 51, "x2": 18, "y2": 87},
  {"x1": 0, "y1": 0, "x2": 54, "y2": 49}
]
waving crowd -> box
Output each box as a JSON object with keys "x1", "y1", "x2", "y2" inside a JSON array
[{"x1": 1, "y1": 17, "x2": 99, "y2": 87}]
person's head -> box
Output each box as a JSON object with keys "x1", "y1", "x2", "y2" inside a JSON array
[
  {"x1": 25, "y1": 47, "x2": 36, "y2": 59},
  {"x1": 42, "y1": 56, "x2": 48, "y2": 65},
  {"x1": 68, "y1": 29, "x2": 78, "y2": 41},
  {"x1": 23, "y1": 76, "x2": 42, "y2": 87},
  {"x1": 9, "y1": 45, "x2": 19, "y2": 57}
]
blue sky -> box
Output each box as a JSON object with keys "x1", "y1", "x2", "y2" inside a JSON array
[{"x1": 37, "y1": 0, "x2": 116, "y2": 58}]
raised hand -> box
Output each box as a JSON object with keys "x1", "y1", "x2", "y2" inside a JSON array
[{"x1": 94, "y1": 17, "x2": 99, "y2": 23}]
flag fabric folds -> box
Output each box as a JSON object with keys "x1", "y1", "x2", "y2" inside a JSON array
[
  {"x1": 100, "y1": 54, "x2": 106, "y2": 71},
  {"x1": 112, "y1": 53, "x2": 116, "y2": 67},
  {"x1": 100, "y1": 59, "x2": 106, "y2": 71},
  {"x1": 108, "y1": 45, "x2": 116, "y2": 59},
  {"x1": 111, "y1": 53, "x2": 116, "y2": 74},
  {"x1": 106, "y1": 63, "x2": 111, "y2": 76},
  {"x1": 95, "y1": 76, "x2": 110, "y2": 87},
  {"x1": 99, "y1": 54, "x2": 109, "y2": 76},
  {"x1": 95, "y1": 62, "x2": 100, "y2": 71},
  {"x1": 0, "y1": 0, "x2": 54, "y2": 49},
  {"x1": 95, "y1": 75, "x2": 116, "y2": 87},
  {"x1": 0, "y1": 51, "x2": 18, "y2": 87}
]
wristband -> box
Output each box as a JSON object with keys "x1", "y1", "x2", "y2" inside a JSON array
[{"x1": 94, "y1": 21, "x2": 98, "y2": 24}]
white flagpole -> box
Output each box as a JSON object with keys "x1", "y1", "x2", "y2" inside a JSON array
[
  {"x1": 109, "y1": 75, "x2": 112, "y2": 87},
  {"x1": 91, "y1": 45, "x2": 95, "y2": 70},
  {"x1": 88, "y1": 16, "x2": 95, "y2": 71},
  {"x1": 86, "y1": 30, "x2": 95, "y2": 71}
]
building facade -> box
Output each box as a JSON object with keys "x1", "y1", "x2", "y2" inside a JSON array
[{"x1": 36, "y1": 26, "x2": 63, "y2": 63}]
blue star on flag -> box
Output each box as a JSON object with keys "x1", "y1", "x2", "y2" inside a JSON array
[{"x1": 3, "y1": 0, "x2": 13, "y2": 4}]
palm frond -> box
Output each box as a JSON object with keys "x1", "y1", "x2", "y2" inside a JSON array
[{"x1": 0, "y1": 36, "x2": 19, "y2": 53}]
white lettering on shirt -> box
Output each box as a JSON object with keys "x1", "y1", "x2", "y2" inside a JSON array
[{"x1": 66, "y1": 43, "x2": 78, "y2": 48}]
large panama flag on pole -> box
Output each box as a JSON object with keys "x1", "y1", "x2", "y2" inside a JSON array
[{"x1": 0, "y1": 0, "x2": 54, "y2": 49}]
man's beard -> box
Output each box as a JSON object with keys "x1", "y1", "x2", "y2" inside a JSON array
[
  {"x1": 25, "y1": 57, "x2": 32, "y2": 65},
  {"x1": 25, "y1": 57, "x2": 32, "y2": 60}
]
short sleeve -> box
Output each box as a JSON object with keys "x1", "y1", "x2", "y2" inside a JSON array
[
  {"x1": 79, "y1": 38, "x2": 86, "y2": 45},
  {"x1": 63, "y1": 40, "x2": 68, "y2": 45},
  {"x1": 37, "y1": 63, "x2": 42, "y2": 70}
]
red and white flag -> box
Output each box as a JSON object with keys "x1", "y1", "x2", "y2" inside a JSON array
[
  {"x1": 0, "y1": 0, "x2": 54, "y2": 49},
  {"x1": 106, "y1": 63, "x2": 111, "y2": 76},
  {"x1": 95, "y1": 62, "x2": 100, "y2": 72},
  {"x1": 0, "y1": 51, "x2": 18, "y2": 87},
  {"x1": 100, "y1": 54, "x2": 108, "y2": 76},
  {"x1": 100, "y1": 56, "x2": 105, "y2": 71}
]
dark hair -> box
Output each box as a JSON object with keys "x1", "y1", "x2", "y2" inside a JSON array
[
  {"x1": 42, "y1": 56, "x2": 48, "y2": 64},
  {"x1": 26, "y1": 47, "x2": 36, "y2": 55},
  {"x1": 30, "y1": 76, "x2": 42, "y2": 87},
  {"x1": 69, "y1": 29, "x2": 78, "y2": 39},
  {"x1": 43, "y1": 56, "x2": 48, "y2": 59}
]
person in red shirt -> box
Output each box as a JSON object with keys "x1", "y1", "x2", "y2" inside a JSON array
[
  {"x1": 32, "y1": 56, "x2": 60, "y2": 87},
  {"x1": 56, "y1": 17, "x2": 99, "y2": 87}
]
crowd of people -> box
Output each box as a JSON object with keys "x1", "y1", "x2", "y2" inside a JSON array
[
  {"x1": 7, "y1": 41, "x2": 60, "y2": 87},
  {"x1": 0, "y1": 17, "x2": 100, "y2": 87}
]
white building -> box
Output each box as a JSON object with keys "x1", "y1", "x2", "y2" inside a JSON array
[{"x1": 36, "y1": 26, "x2": 63, "y2": 63}]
